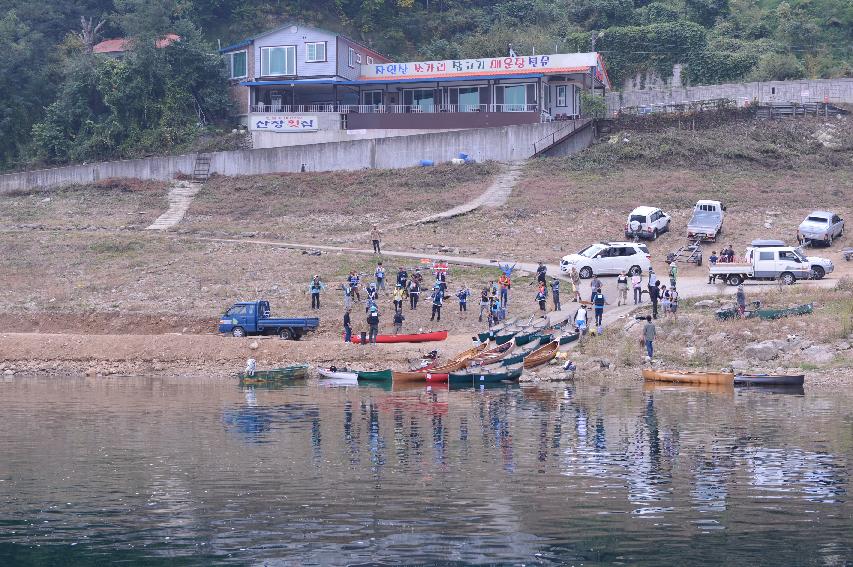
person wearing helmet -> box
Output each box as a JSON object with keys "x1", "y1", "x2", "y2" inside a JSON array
[{"x1": 367, "y1": 305, "x2": 380, "y2": 344}]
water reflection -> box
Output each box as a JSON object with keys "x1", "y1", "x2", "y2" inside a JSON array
[{"x1": 0, "y1": 376, "x2": 850, "y2": 565}]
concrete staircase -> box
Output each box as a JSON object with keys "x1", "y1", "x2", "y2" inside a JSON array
[{"x1": 145, "y1": 181, "x2": 202, "y2": 231}]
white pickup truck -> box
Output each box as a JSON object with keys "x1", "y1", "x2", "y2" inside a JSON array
[
  {"x1": 687, "y1": 200, "x2": 725, "y2": 241},
  {"x1": 710, "y1": 240, "x2": 817, "y2": 286}
]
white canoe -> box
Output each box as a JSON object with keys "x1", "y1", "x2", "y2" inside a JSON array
[{"x1": 317, "y1": 368, "x2": 359, "y2": 381}]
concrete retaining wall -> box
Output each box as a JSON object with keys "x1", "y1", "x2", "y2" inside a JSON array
[
  {"x1": 605, "y1": 78, "x2": 853, "y2": 114},
  {"x1": 539, "y1": 122, "x2": 596, "y2": 158},
  {"x1": 0, "y1": 121, "x2": 570, "y2": 193}
]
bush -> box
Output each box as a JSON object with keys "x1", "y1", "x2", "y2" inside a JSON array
[
  {"x1": 749, "y1": 52, "x2": 806, "y2": 81},
  {"x1": 581, "y1": 92, "x2": 607, "y2": 119}
]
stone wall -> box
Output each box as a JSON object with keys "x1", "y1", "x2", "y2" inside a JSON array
[{"x1": 605, "y1": 78, "x2": 853, "y2": 114}]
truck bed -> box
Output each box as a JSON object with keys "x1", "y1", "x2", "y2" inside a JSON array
[
  {"x1": 687, "y1": 211, "x2": 721, "y2": 233},
  {"x1": 258, "y1": 317, "x2": 319, "y2": 329}
]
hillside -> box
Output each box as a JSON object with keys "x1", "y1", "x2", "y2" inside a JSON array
[{"x1": 2, "y1": 0, "x2": 851, "y2": 170}]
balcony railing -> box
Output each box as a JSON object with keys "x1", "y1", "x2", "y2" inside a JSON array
[{"x1": 250, "y1": 103, "x2": 539, "y2": 114}]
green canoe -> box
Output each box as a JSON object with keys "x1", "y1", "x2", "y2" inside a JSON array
[
  {"x1": 754, "y1": 303, "x2": 813, "y2": 320},
  {"x1": 239, "y1": 364, "x2": 309, "y2": 381},
  {"x1": 357, "y1": 369, "x2": 393, "y2": 381},
  {"x1": 559, "y1": 332, "x2": 580, "y2": 345},
  {"x1": 448, "y1": 362, "x2": 524, "y2": 384}
]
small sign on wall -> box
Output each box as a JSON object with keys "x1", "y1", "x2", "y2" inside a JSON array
[{"x1": 251, "y1": 115, "x2": 319, "y2": 132}]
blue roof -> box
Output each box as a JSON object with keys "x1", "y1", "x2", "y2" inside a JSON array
[{"x1": 240, "y1": 73, "x2": 546, "y2": 87}]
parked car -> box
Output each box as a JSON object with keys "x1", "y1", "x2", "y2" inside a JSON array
[
  {"x1": 709, "y1": 240, "x2": 812, "y2": 286},
  {"x1": 560, "y1": 241, "x2": 651, "y2": 278},
  {"x1": 625, "y1": 206, "x2": 671, "y2": 240},
  {"x1": 800, "y1": 250, "x2": 835, "y2": 280},
  {"x1": 797, "y1": 211, "x2": 844, "y2": 246},
  {"x1": 218, "y1": 300, "x2": 319, "y2": 339},
  {"x1": 687, "y1": 200, "x2": 725, "y2": 241}
]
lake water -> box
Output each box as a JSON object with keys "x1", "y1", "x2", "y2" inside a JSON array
[{"x1": 0, "y1": 376, "x2": 850, "y2": 566}]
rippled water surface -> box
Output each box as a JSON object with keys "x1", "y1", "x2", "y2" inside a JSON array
[{"x1": 0, "y1": 376, "x2": 851, "y2": 565}]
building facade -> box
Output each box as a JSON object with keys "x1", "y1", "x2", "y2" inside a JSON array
[{"x1": 221, "y1": 24, "x2": 610, "y2": 148}]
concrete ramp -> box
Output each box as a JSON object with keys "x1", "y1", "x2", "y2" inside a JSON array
[{"x1": 145, "y1": 181, "x2": 202, "y2": 231}]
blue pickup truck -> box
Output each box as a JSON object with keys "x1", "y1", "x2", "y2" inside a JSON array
[{"x1": 218, "y1": 300, "x2": 320, "y2": 340}]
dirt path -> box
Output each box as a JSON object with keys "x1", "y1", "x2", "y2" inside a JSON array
[{"x1": 145, "y1": 181, "x2": 202, "y2": 230}]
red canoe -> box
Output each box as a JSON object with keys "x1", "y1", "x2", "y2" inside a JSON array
[{"x1": 350, "y1": 330, "x2": 449, "y2": 344}]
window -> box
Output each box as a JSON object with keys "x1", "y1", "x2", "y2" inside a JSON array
[
  {"x1": 403, "y1": 88, "x2": 436, "y2": 111},
  {"x1": 556, "y1": 85, "x2": 567, "y2": 107},
  {"x1": 366, "y1": 56, "x2": 374, "y2": 65},
  {"x1": 260, "y1": 46, "x2": 296, "y2": 76},
  {"x1": 305, "y1": 42, "x2": 326, "y2": 62},
  {"x1": 348, "y1": 47, "x2": 355, "y2": 67},
  {"x1": 759, "y1": 251, "x2": 774, "y2": 261},
  {"x1": 356, "y1": 53, "x2": 362, "y2": 63},
  {"x1": 363, "y1": 90, "x2": 383, "y2": 106},
  {"x1": 227, "y1": 50, "x2": 247, "y2": 79},
  {"x1": 226, "y1": 305, "x2": 248, "y2": 317}
]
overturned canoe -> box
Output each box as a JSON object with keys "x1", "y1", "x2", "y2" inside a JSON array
[
  {"x1": 734, "y1": 373, "x2": 805, "y2": 386},
  {"x1": 524, "y1": 340, "x2": 559, "y2": 369},
  {"x1": 642, "y1": 368, "x2": 734, "y2": 385},
  {"x1": 754, "y1": 303, "x2": 813, "y2": 320},
  {"x1": 317, "y1": 367, "x2": 358, "y2": 380},
  {"x1": 351, "y1": 330, "x2": 448, "y2": 344},
  {"x1": 357, "y1": 369, "x2": 393, "y2": 381},
  {"x1": 239, "y1": 364, "x2": 309, "y2": 381},
  {"x1": 449, "y1": 362, "x2": 524, "y2": 384},
  {"x1": 558, "y1": 332, "x2": 580, "y2": 346}
]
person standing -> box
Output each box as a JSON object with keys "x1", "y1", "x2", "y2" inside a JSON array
[
  {"x1": 650, "y1": 280, "x2": 661, "y2": 319},
  {"x1": 375, "y1": 262, "x2": 386, "y2": 292},
  {"x1": 456, "y1": 286, "x2": 469, "y2": 313},
  {"x1": 669, "y1": 262, "x2": 678, "y2": 288},
  {"x1": 616, "y1": 271, "x2": 629, "y2": 307},
  {"x1": 574, "y1": 304, "x2": 588, "y2": 335},
  {"x1": 396, "y1": 266, "x2": 408, "y2": 289},
  {"x1": 550, "y1": 278, "x2": 561, "y2": 311},
  {"x1": 392, "y1": 284, "x2": 404, "y2": 312},
  {"x1": 437, "y1": 270, "x2": 447, "y2": 295},
  {"x1": 479, "y1": 288, "x2": 489, "y2": 322},
  {"x1": 631, "y1": 271, "x2": 643, "y2": 304},
  {"x1": 392, "y1": 310, "x2": 404, "y2": 335},
  {"x1": 342, "y1": 282, "x2": 353, "y2": 310},
  {"x1": 371, "y1": 225, "x2": 382, "y2": 254},
  {"x1": 348, "y1": 271, "x2": 361, "y2": 301},
  {"x1": 309, "y1": 275, "x2": 325, "y2": 310},
  {"x1": 592, "y1": 288, "x2": 607, "y2": 328},
  {"x1": 736, "y1": 284, "x2": 746, "y2": 318},
  {"x1": 343, "y1": 309, "x2": 352, "y2": 343},
  {"x1": 367, "y1": 306, "x2": 380, "y2": 344},
  {"x1": 536, "y1": 262, "x2": 547, "y2": 286},
  {"x1": 430, "y1": 285, "x2": 443, "y2": 322},
  {"x1": 647, "y1": 267, "x2": 657, "y2": 304},
  {"x1": 498, "y1": 272, "x2": 511, "y2": 307},
  {"x1": 670, "y1": 286, "x2": 679, "y2": 320},
  {"x1": 408, "y1": 279, "x2": 420, "y2": 310},
  {"x1": 571, "y1": 267, "x2": 581, "y2": 302},
  {"x1": 642, "y1": 315, "x2": 656, "y2": 360},
  {"x1": 708, "y1": 251, "x2": 719, "y2": 283},
  {"x1": 536, "y1": 286, "x2": 547, "y2": 313},
  {"x1": 590, "y1": 275, "x2": 602, "y2": 301},
  {"x1": 659, "y1": 284, "x2": 670, "y2": 317}
]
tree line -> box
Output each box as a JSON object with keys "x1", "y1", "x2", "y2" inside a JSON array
[{"x1": 0, "y1": 0, "x2": 850, "y2": 169}]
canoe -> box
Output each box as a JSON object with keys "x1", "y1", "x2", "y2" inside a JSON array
[
  {"x1": 558, "y1": 332, "x2": 580, "y2": 345},
  {"x1": 524, "y1": 340, "x2": 559, "y2": 369},
  {"x1": 392, "y1": 368, "x2": 450, "y2": 382},
  {"x1": 498, "y1": 337, "x2": 547, "y2": 366},
  {"x1": 448, "y1": 363, "x2": 524, "y2": 384},
  {"x1": 642, "y1": 368, "x2": 734, "y2": 385},
  {"x1": 401, "y1": 343, "x2": 488, "y2": 376},
  {"x1": 239, "y1": 364, "x2": 309, "y2": 381},
  {"x1": 317, "y1": 368, "x2": 358, "y2": 380},
  {"x1": 357, "y1": 369, "x2": 393, "y2": 381},
  {"x1": 478, "y1": 317, "x2": 523, "y2": 342},
  {"x1": 754, "y1": 303, "x2": 813, "y2": 320},
  {"x1": 513, "y1": 330, "x2": 545, "y2": 347},
  {"x1": 734, "y1": 373, "x2": 805, "y2": 386},
  {"x1": 469, "y1": 341, "x2": 515, "y2": 366},
  {"x1": 494, "y1": 329, "x2": 522, "y2": 345},
  {"x1": 350, "y1": 330, "x2": 448, "y2": 344}
]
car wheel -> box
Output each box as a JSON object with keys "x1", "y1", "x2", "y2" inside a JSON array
[
  {"x1": 727, "y1": 274, "x2": 742, "y2": 286},
  {"x1": 579, "y1": 266, "x2": 593, "y2": 279},
  {"x1": 628, "y1": 265, "x2": 642, "y2": 276},
  {"x1": 780, "y1": 272, "x2": 796, "y2": 285},
  {"x1": 279, "y1": 328, "x2": 293, "y2": 340},
  {"x1": 811, "y1": 266, "x2": 825, "y2": 280},
  {"x1": 651, "y1": 229, "x2": 659, "y2": 241},
  {"x1": 232, "y1": 327, "x2": 246, "y2": 338},
  {"x1": 828, "y1": 235, "x2": 833, "y2": 246}
]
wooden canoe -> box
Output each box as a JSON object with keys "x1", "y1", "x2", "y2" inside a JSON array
[
  {"x1": 392, "y1": 369, "x2": 450, "y2": 383},
  {"x1": 350, "y1": 330, "x2": 448, "y2": 344},
  {"x1": 469, "y1": 340, "x2": 514, "y2": 366},
  {"x1": 499, "y1": 337, "x2": 546, "y2": 366},
  {"x1": 239, "y1": 364, "x2": 309, "y2": 381},
  {"x1": 734, "y1": 373, "x2": 805, "y2": 386},
  {"x1": 449, "y1": 363, "x2": 524, "y2": 384},
  {"x1": 524, "y1": 340, "x2": 559, "y2": 369},
  {"x1": 407, "y1": 343, "x2": 488, "y2": 375},
  {"x1": 642, "y1": 368, "x2": 734, "y2": 385},
  {"x1": 357, "y1": 369, "x2": 393, "y2": 381}
]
